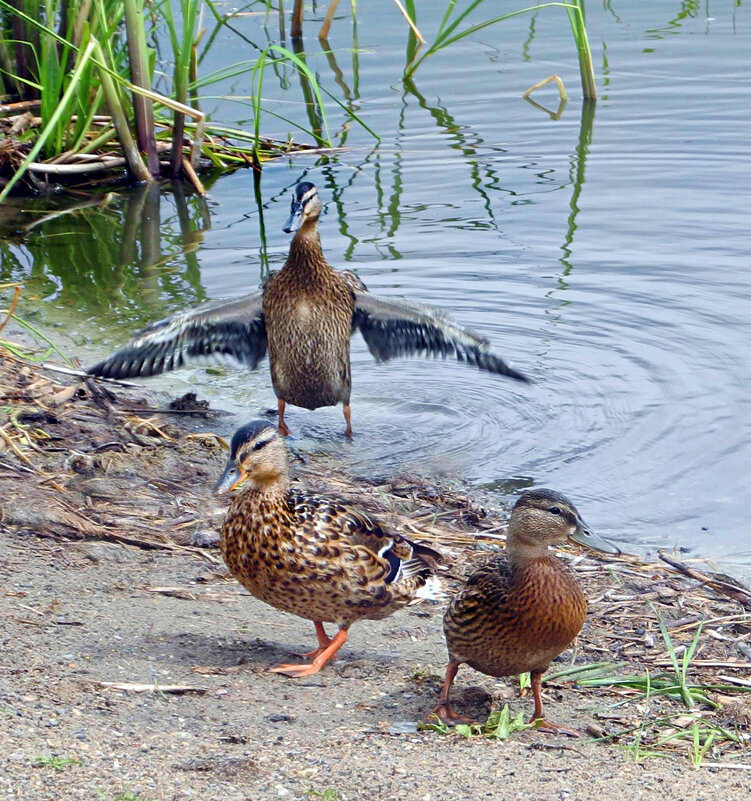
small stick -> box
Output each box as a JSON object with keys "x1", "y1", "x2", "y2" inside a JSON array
[
  {"x1": 0, "y1": 425, "x2": 37, "y2": 469},
  {"x1": 523, "y1": 74, "x2": 568, "y2": 101},
  {"x1": 181, "y1": 156, "x2": 206, "y2": 196},
  {"x1": 0, "y1": 99, "x2": 41, "y2": 113},
  {"x1": 0, "y1": 285, "x2": 21, "y2": 334},
  {"x1": 658, "y1": 550, "x2": 751, "y2": 608},
  {"x1": 99, "y1": 682, "x2": 207, "y2": 694}
]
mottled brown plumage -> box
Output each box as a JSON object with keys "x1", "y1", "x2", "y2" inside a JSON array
[
  {"x1": 432, "y1": 488, "x2": 619, "y2": 736},
  {"x1": 87, "y1": 181, "x2": 529, "y2": 437},
  {"x1": 215, "y1": 420, "x2": 442, "y2": 677},
  {"x1": 263, "y1": 184, "x2": 356, "y2": 434}
]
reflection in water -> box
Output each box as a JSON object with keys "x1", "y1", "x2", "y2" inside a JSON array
[
  {"x1": 290, "y1": 38, "x2": 328, "y2": 146},
  {"x1": 0, "y1": 186, "x2": 213, "y2": 325},
  {"x1": 559, "y1": 98, "x2": 595, "y2": 276},
  {"x1": 401, "y1": 76, "x2": 505, "y2": 231}
]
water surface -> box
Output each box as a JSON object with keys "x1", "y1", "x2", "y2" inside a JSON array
[{"x1": 2, "y1": 3, "x2": 750, "y2": 574}]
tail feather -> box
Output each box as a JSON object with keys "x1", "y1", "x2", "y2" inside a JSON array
[{"x1": 414, "y1": 574, "x2": 447, "y2": 602}]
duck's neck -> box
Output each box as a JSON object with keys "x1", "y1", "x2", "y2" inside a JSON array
[
  {"x1": 232, "y1": 474, "x2": 287, "y2": 511},
  {"x1": 505, "y1": 539, "x2": 552, "y2": 570},
  {"x1": 249, "y1": 466, "x2": 290, "y2": 494},
  {"x1": 285, "y1": 221, "x2": 333, "y2": 280},
  {"x1": 505, "y1": 518, "x2": 555, "y2": 569}
]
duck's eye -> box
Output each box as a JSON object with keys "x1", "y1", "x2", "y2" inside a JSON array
[
  {"x1": 549, "y1": 506, "x2": 561, "y2": 515},
  {"x1": 252, "y1": 439, "x2": 269, "y2": 452}
]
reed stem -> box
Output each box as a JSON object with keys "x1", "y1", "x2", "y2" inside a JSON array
[{"x1": 123, "y1": 0, "x2": 159, "y2": 176}]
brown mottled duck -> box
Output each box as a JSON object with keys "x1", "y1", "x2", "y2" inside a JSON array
[
  {"x1": 88, "y1": 181, "x2": 529, "y2": 437},
  {"x1": 214, "y1": 419, "x2": 443, "y2": 677},
  {"x1": 431, "y1": 488, "x2": 619, "y2": 736}
]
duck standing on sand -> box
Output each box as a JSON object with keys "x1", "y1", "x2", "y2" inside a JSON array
[
  {"x1": 214, "y1": 419, "x2": 443, "y2": 676},
  {"x1": 431, "y1": 488, "x2": 619, "y2": 736},
  {"x1": 88, "y1": 181, "x2": 529, "y2": 436}
]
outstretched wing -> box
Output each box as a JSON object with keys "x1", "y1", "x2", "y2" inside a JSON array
[
  {"x1": 352, "y1": 291, "x2": 529, "y2": 383},
  {"x1": 87, "y1": 292, "x2": 267, "y2": 379}
]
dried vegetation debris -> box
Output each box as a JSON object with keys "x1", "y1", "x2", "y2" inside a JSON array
[
  {"x1": 1, "y1": 349, "x2": 751, "y2": 762},
  {"x1": 0, "y1": 354, "x2": 225, "y2": 556}
]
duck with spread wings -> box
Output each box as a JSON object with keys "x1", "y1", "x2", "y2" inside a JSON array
[{"x1": 88, "y1": 182, "x2": 529, "y2": 436}]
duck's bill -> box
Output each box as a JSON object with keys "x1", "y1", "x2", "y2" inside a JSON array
[
  {"x1": 283, "y1": 206, "x2": 302, "y2": 234},
  {"x1": 570, "y1": 521, "x2": 621, "y2": 555},
  {"x1": 215, "y1": 461, "x2": 244, "y2": 495}
]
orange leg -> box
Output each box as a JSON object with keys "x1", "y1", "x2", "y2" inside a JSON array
[
  {"x1": 343, "y1": 403, "x2": 353, "y2": 438},
  {"x1": 277, "y1": 398, "x2": 290, "y2": 437},
  {"x1": 271, "y1": 627, "x2": 348, "y2": 678},
  {"x1": 429, "y1": 660, "x2": 475, "y2": 726},
  {"x1": 529, "y1": 670, "x2": 581, "y2": 737},
  {"x1": 295, "y1": 621, "x2": 334, "y2": 660}
]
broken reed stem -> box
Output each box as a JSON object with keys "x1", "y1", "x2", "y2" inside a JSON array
[{"x1": 0, "y1": 285, "x2": 21, "y2": 335}]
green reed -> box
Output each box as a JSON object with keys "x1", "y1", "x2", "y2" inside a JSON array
[
  {"x1": 403, "y1": 1, "x2": 597, "y2": 100},
  {"x1": 0, "y1": 2, "x2": 364, "y2": 197}
]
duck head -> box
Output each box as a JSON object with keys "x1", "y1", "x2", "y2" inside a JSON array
[
  {"x1": 215, "y1": 420, "x2": 289, "y2": 494},
  {"x1": 505, "y1": 488, "x2": 620, "y2": 564},
  {"x1": 283, "y1": 182, "x2": 322, "y2": 234}
]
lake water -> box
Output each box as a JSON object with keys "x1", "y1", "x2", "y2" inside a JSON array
[{"x1": 1, "y1": 3, "x2": 750, "y2": 575}]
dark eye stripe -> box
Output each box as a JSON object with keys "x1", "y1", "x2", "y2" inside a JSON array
[{"x1": 252, "y1": 438, "x2": 270, "y2": 452}]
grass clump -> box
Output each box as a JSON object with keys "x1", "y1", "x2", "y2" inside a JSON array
[
  {"x1": 33, "y1": 755, "x2": 80, "y2": 770},
  {"x1": 307, "y1": 790, "x2": 342, "y2": 801},
  {"x1": 421, "y1": 704, "x2": 534, "y2": 740},
  {"x1": 0, "y1": 2, "x2": 370, "y2": 196},
  {"x1": 574, "y1": 607, "x2": 751, "y2": 762}
]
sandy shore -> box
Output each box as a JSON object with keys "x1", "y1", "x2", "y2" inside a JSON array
[{"x1": 1, "y1": 351, "x2": 750, "y2": 801}]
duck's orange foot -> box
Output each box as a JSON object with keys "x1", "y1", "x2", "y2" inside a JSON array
[
  {"x1": 531, "y1": 717, "x2": 581, "y2": 738},
  {"x1": 428, "y1": 703, "x2": 475, "y2": 727},
  {"x1": 293, "y1": 646, "x2": 337, "y2": 661},
  {"x1": 293, "y1": 621, "x2": 334, "y2": 660},
  {"x1": 270, "y1": 661, "x2": 325, "y2": 678},
  {"x1": 272, "y1": 627, "x2": 348, "y2": 678}
]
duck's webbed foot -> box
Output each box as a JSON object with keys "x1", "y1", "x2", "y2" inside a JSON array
[
  {"x1": 428, "y1": 701, "x2": 475, "y2": 727},
  {"x1": 271, "y1": 627, "x2": 348, "y2": 678}
]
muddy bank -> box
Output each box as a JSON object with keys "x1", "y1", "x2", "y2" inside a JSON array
[{"x1": 1, "y1": 350, "x2": 751, "y2": 801}]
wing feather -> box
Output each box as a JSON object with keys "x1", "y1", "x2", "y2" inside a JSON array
[
  {"x1": 352, "y1": 291, "x2": 529, "y2": 383},
  {"x1": 291, "y1": 493, "x2": 437, "y2": 588},
  {"x1": 87, "y1": 292, "x2": 267, "y2": 379}
]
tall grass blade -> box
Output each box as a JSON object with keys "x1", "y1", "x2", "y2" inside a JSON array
[
  {"x1": 565, "y1": 0, "x2": 596, "y2": 99},
  {"x1": 0, "y1": 37, "x2": 99, "y2": 201},
  {"x1": 404, "y1": 2, "x2": 597, "y2": 100},
  {"x1": 268, "y1": 44, "x2": 332, "y2": 146},
  {"x1": 91, "y1": 39, "x2": 151, "y2": 182}
]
